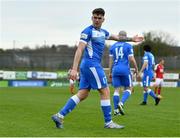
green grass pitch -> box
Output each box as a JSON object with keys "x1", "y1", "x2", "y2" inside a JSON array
[{"x1": 0, "y1": 86, "x2": 180, "y2": 137}]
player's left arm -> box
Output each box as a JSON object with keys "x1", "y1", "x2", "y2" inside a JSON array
[{"x1": 108, "y1": 34, "x2": 143, "y2": 42}]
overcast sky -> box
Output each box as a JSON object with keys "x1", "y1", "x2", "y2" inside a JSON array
[{"x1": 1, "y1": 0, "x2": 180, "y2": 49}]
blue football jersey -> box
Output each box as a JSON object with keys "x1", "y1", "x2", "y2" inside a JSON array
[
  {"x1": 109, "y1": 42, "x2": 134, "y2": 75},
  {"x1": 78, "y1": 25, "x2": 110, "y2": 90},
  {"x1": 80, "y1": 25, "x2": 110, "y2": 65},
  {"x1": 142, "y1": 52, "x2": 155, "y2": 77}
]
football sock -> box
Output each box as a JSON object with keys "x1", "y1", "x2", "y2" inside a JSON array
[
  {"x1": 154, "y1": 87, "x2": 157, "y2": 94},
  {"x1": 59, "y1": 95, "x2": 80, "y2": 116},
  {"x1": 121, "y1": 90, "x2": 131, "y2": 105},
  {"x1": 113, "y1": 91, "x2": 119, "y2": 110},
  {"x1": 143, "y1": 91, "x2": 148, "y2": 102},
  {"x1": 147, "y1": 89, "x2": 157, "y2": 99},
  {"x1": 158, "y1": 87, "x2": 161, "y2": 95},
  {"x1": 101, "y1": 99, "x2": 112, "y2": 124}
]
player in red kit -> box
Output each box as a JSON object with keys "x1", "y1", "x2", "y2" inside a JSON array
[{"x1": 154, "y1": 59, "x2": 165, "y2": 97}]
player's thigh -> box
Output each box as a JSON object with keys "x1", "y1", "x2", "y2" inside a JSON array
[
  {"x1": 80, "y1": 65, "x2": 107, "y2": 90},
  {"x1": 77, "y1": 89, "x2": 90, "y2": 101},
  {"x1": 112, "y1": 76, "x2": 122, "y2": 88},
  {"x1": 88, "y1": 66, "x2": 108, "y2": 89},
  {"x1": 155, "y1": 78, "x2": 161, "y2": 86},
  {"x1": 142, "y1": 75, "x2": 151, "y2": 87},
  {"x1": 98, "y1": 87, "x2": 110, "y2": 99},
  {"x1": 121, "y1": 74, "x2": 132, "y2": 87},
  {"x1": 159, "y1": 79, "x2": 164, "y2": 86},
  {"x1": 79, "y1": 71, "x2": 91, "y2": 90}
]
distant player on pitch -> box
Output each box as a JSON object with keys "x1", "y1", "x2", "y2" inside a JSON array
[
  {"x1": 154, "y1": 59, "x2": 165, "y2": 97},
  {"x1": 109, "y1": 31, "x2": 138, "y2": 115},
  {"x1": 138, "y1": 44, "x2": 161, "y2": 105}
]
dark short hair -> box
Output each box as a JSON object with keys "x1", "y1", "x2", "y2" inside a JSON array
[
  {"x1": 143, "y1": 44, "x2": 151, "y2": 52},
  {"x1": 159, "y1": 58, "x2": 164, "y2": 62},
  {"x1": 92, "y1": 8, "x2": 105, "y2": 16}
]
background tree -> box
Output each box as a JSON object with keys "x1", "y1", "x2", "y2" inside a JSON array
[{"x1": 134, "y1": 31, "x2": 179, "y2": 57}]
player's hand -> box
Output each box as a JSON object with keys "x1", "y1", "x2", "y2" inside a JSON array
[
  {"x1": 134, "y1": 69, "x2": 138, "y2": 76},
  {"x1": 69, "y1": 69, "x2": 77, "y2": 81},
  {"x1": 132, "y1": 35, "x2": 144, "y2": 42},
  {"x1": 69, "y1": 79, "x2": 75, "y2": 94},
  {"x1": 131, "y1": 87, "x2": 135, "y2": 93},
  {"x1": 109, "y1": 74, "x2": 112, "y2": 83},
  {"x1": 137, "y1": 72, "x2": 142, "y2": 81}
]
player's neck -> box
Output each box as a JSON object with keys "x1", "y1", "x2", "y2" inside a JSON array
[{"x1": 92, "y1": 25, "x2": 101, "y2": 30}]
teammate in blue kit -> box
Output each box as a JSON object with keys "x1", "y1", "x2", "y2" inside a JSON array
[
  {"x1": 138, "y1": 44, "x2": 161, "y2": 105},
  {"x1": 52, "y1": 8, "x2": 143, "y2": 129},
  {"x1": 109, "y1": 31, "x2": 138, "y2": 115}
]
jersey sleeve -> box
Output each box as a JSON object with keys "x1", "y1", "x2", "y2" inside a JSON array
[
  {"x1": 103, "y1": 29, "x2": 110, "y2": 40},
  {"x1": 80, "y1": 28, "x2": 91, "y2": 44},
  {"x1": 154, "y1": 64, "x2": 158, "y2": 71},
  {"x1": 128, "y1": 44, "x2": 134, "y2": 57},
  {"x1": 143, "y1": 54, "x2": 148, "y2": 63}
]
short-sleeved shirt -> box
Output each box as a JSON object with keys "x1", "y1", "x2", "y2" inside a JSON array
[
  {"x1": 79, "y1": 25, "x2": 110, "y2": 90},
  {"x1": 142, "y1": 52, "x2": 155, "y2": 77},
  {"x1": 80, "y1": 25, "x2": 110, "y2": 65},
  {"x1": 109, "y1": 42, "x2": 134, "y2": 76},
  {"x1": 155, "y1": 64, "x2": 164, "y2": 78},
  {"x1": 109, "y1": 42, "x2": 133, "y2": 88},
  {"x1": 142, "y1": 52, "x2": 155, "y2": 87}
]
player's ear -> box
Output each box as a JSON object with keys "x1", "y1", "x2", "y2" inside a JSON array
[{"x1": 102, "y1": 17, "x2": 105, "y2": 22}]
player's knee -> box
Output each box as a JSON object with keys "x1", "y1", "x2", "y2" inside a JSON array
[
  {"x1": 146, "y1": 88, "x2": 152, "y2": 93},
  {"x1": 125, "y1": 88, "x2": 132, "y2": 95},
  {"x1": 113, "y1": 89, "x2": 119, "y2": 96},
  {"x1": 76, "y1": 92, "x2": 89, "y2": 101},
  {"x1": 144, "y1": 87, "x2": 148, "y2": 91}
]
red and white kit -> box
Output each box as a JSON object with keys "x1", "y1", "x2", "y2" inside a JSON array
[{"x1": 154, "y1": 64, "x2": 164, "y2": 86}]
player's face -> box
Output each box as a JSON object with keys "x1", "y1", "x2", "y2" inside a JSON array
[
  {"x1": 92, "y1": 14, "x2": 104, "y2": 29},
  {"x1": 161, "y1": 60, "x2": 164, "y2": 65}
]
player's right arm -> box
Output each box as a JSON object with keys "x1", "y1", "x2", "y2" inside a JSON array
[
  {"x1": 70, "y1": 27, "x2": 90, "y2": 80},
  {"x1": 70, "y1": 42, "x2": 86, "y2": 80},
  {"x1": 138, "y1": 61, "x2": 148, "y2": 78},
  {"x1": 137, "y1": 55, "x2": 148, "y2": 80}
]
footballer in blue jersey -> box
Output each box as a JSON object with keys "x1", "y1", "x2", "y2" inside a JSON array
[
  {"x1": 138, "y1": 45, "x2": 161, "y2": 105},
  {"x1": 51, "y1": 8, "x2": 143, "y2": 129},
  {"x1": 109, "y1": 31, "x2": 138, "y2": 115}
]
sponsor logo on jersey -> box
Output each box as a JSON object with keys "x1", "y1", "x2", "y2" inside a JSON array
[
  {"x1": 81, "y1": 33, "x2": 88, "y2": 39},
  {"x1": 92, "y1": 30, "x2": 105, "y2": 38}
]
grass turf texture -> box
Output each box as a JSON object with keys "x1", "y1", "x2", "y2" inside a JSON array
[{"x1": 0, "y1": 86, "x2": 179, "y2": 137}]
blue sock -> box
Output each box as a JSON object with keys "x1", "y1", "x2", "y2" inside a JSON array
[
  {"x1": 113, "y1": 95, "x2": 119, "y2": 109},
  {"x1": 59, "y1": 95, "x2": 80, "y2": 116},
  {"x1": 101, "y1": 100, "x2": 112, "y2": 124},
  {"x1": 148, "y1": 89, "x2": 157, "y2": 99},
  {"x1": 121, "y1": 90, "x2": 131, "y2": 105},
  {"x1": 143, "y1": 92, "x2": 148, "y2": 102}
]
